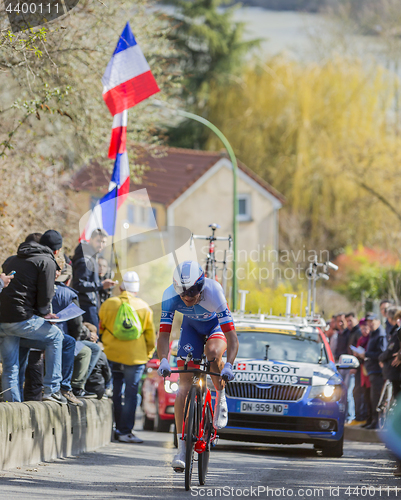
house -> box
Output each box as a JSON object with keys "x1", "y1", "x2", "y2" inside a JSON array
[{"x1": 68, "y1": 146, "x2": 285, "y2": 291}]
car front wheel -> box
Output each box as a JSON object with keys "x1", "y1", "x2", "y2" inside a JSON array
[
  {"x1": 321, "y1": 435, "x2": 344, "y2": 458},
  {"x1": 143, "y1": 412, "x2": 154, "y2": 431},
  {"x1": 154, "y1": 395, "x2": 172, "y2": 432}
]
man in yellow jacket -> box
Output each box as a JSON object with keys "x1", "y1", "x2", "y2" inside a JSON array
[{"x1": 99, "y1": 271, "x2": 155, "y2": 443}]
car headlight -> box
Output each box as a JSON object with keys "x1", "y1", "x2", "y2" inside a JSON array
[
  {"x1": 164, "y1": 381, "x2": 179, "y2": 394},
  {"x1": 309, "y1": 385, "x2": 342, "y2": 402}
]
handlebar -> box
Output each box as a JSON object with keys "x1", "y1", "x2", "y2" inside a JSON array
[
  {"x1": 164, "y1": 368, "x2": 222, "y2": 378},
  {"x1": 163, "y1": 353, "x2": 230, "y2": 382},
  {"x1": 191, "y1": 235, "x2": 233, "y2": 242}
]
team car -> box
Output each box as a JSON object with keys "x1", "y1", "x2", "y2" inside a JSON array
[{"x1": 213, "y1": 312, "x2": 358, "y2": 458}]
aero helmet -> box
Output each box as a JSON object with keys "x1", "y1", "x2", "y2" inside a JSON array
[{"x1": 173, "y1": 261, "x2": 205, "y2": 297}]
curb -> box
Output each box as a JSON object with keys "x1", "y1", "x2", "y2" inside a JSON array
[{"x1": 344, "y1": 425, "x2": 382, "y2": 444}]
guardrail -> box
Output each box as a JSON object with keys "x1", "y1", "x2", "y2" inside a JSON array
[{"x1": 0, "y1": 398, "x2": 113, "y2": 470}]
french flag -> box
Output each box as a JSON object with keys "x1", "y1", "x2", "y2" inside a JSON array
[
  {"x1": 108, "y1": 110, "x2": 127, "y2": 159},
  {"x1": 79, "y1": 152, "x2": 130, "y2": 241},
  {"x1": 102, "y1": 22, "x2": 160, "y2": 117}
]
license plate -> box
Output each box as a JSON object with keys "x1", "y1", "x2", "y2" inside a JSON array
[{"x1": 239, "y1": 402, "x2": 287, "y2": 415}]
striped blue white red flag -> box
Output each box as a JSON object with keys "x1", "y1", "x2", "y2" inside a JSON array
[
  {"x1": 108, "y1": 110, "x2": 127, "y2": 159},
  {"x1": 102, "y1": 22, "x2": 160, "y2": 116},
  {"x1": 80, "y1": 134, "x2": 130, "y2": 241}
]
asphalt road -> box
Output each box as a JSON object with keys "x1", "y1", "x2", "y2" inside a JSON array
[{"x1": 1, "y1": 426, "x2": 401, "y2": 499}]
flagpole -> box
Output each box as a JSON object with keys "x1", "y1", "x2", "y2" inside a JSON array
[{"x1": 110, "y1": 186, "x2": 121, "y2": 278}]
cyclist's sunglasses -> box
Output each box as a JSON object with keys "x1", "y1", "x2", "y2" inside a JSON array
[{"x1": 180, "y1": 283, "x2": 203, "y2": 298}]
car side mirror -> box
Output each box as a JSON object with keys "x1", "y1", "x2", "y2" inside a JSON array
[
  {"x1": 146, "y1": 358, "x2": 161, "y2": 370},
  {"x1": 336, "y1": 354, "x2": 359, "y2": 370}
]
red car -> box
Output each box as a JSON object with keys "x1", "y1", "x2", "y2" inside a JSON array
[{"x1": 142, "y1": 340, "x2": 179, "y2": 432}]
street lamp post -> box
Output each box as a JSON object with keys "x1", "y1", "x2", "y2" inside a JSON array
[{"x1": 152, "y1": 101, "x2": 238, "y2": 309}]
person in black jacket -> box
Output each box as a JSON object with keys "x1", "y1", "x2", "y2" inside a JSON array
[
  {"x1": 0, "y1": 230, "x2": 66, "y2": 404},
  {"x1": 361, "y1": 313, "x2": 388, "y2": 429},
  {"x1": 71, "y1": 229, "x2": 115, "y2": 331},
  {"x1": 379, "y1": 306, "x2": 401, "y2": 398},
  {"x1": 98, "y1": 257, "x2": 112, "y2": 305},
  {"x1": 344, "y1": 312, "x2": 362, "y2": 425}
]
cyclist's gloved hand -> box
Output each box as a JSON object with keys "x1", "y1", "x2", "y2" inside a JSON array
[
  {"x1": 158, "y1": 358, "x2": 171, "y2": 377},
  {"x1": 221, "y1": 362, "x2": 234, "y2": 382}
]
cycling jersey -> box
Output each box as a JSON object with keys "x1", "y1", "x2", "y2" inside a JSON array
[
  {"x1": 160, "y1": 278, "x2": 234, "y2": 335},
  {"x1": 177, "y1": 315, "x2": 226, "y2": 361}
]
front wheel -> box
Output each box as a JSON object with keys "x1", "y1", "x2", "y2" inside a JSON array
[
  {"x1": 198, "y1": 403, "x2": 212, "y2": 485},
  {"x1": 174, "y1": 420, "x2": 178, "y2": 448},
  {"x1": 184, "y1": 386, "x2": 200, "y2": 491},
  {"x1": 321, "y1": 435, "x2": 344, "y2": 458}
]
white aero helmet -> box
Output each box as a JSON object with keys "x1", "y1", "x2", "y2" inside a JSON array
[{"x1": 173, "y1": 261, "x2": 205, "y2": 297}]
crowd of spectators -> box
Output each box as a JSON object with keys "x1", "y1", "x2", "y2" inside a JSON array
[
  {"x1": 0, "y1": 227, "x2": 156, "y2": 444},
  {"x1": 324, "y1": 300, "x2": 401, "y2": 430}
]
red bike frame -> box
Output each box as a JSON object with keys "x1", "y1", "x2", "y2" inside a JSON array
[{"x1": 170, "y1": 366, "x2": 220, "y2": 456}]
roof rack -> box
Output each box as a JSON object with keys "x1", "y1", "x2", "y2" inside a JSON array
[
  {"x1": 233, "y1": 259, "x2": 338, "y2": 330},
  {"x1": 232, "y1": 311, "x2": 326, "y2": 328}
]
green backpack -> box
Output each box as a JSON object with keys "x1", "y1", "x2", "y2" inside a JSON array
[{"x1": 112, "y1": 298, "x2": 143, "y2": 341}]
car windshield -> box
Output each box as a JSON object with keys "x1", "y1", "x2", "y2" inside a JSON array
[{"x1": 237, "y1": 330, "x2": 328, "y2": 364}]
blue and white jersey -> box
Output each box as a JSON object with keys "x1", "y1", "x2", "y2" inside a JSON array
[{"x1": 159, "y1": 278, "x2": 234, "y2": 334}]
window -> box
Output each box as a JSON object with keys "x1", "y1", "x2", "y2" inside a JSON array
[
  {"x1": 236, "y1": 331, "x2": 328, "y2": 365},
  {"x1": 126, "y1": 204, "x2": 157, "y2": 227},
  {"x1": 127, "y1": 205, "x2": 135, "y2": 224},
  {"x1": 137, "y1": 206, "x2": 147, "y2": 225},
  {"x1": 237, "y1": 194, "x2": 252, "y2": 221},
  {"x1": 150, "y1": 207, "x2": 157, "y2": 228}
]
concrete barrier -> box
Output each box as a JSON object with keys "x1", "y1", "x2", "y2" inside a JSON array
[
  {"x1": 344, "y1": 425, "x2": 382, "y2": 443},
  {"x1": 0, "y1": 399, "x2": 113, "y2": 470}
]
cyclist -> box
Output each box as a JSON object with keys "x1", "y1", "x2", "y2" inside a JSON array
[{"x1": 157, "y1": 260, "x2": 238, "y2": 471}]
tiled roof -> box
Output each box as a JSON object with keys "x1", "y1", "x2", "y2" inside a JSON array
[{"x1": 69, "y1": 146, "x2": 285, "y2": 206}]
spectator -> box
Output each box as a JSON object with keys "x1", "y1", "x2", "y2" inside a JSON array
[
  {"x1": 99, "y1": 271, "x2": 156, "y2": 443},
  {"x1": 15, "y1": 232, "x2": 44, "y2": 401},
  {"x1": 380, "y1": 299, "x2": 394, "y2": 337},
  {"x1": 346, "y1": 313, "x2": 362, "y2": 354},
  {"x1": 25, "y1": 233, "x2": 42, "y2": 244},
  {"x1": 355, "y1": 319, "x2": 372, "y2": 427},
  {"x1": 0, "y1": 230, "x2": 66, "y2": 403},
  {"x1": 70, "y1": 346, "x2": 92, "y2": 397},
  {"x1": 54, "y1": 260, "x2": 100, "y2": 398},
  {"x1": 49, "y1": 256, "x2": 84, "y2": 405},
  {"x1": 361, "y1": 312, "x2": 387, "y2": 429},
  {"x1": 85, "y1": 351, "x2": 112, "y2": 399},
  {"x1": 77, "y1": 322, "x2": 102, "y2": 396},
  {"x1": 98, "y1": 257, "x2": 112, "y2": 305},
  {"x1": 71, "y1": 228, "x2": 115, "y2": 330},
  {"x1": 379, "y1": 307, "x2": 401, "y2": 398},
  {"x1": 23, "y1": 350, "x2": 44, "y2": 401},
  {"x1": 345, "y1": 312, "x2": 362, "y2": 425},
  {"x1": 334, "y1": 312, "x2": 347, "y2": 362},
  {"x1": 326, "y1": 315, "x2": 338, "y2": 359},
  {"x1": 18, "y1": 234, "x2": 80, "y2": 405}
]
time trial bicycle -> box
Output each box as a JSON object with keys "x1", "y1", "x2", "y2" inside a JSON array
[{"x1": 165, "y1": 353, "x2": 228, "y2": 491}]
